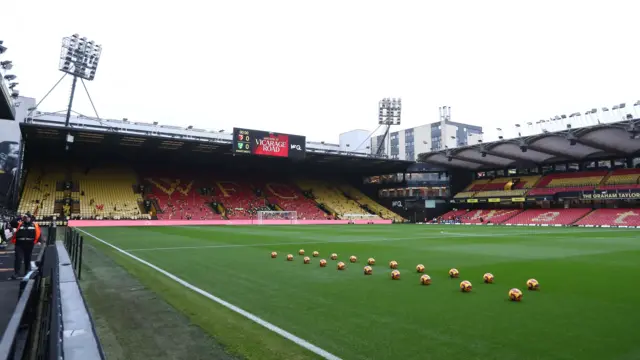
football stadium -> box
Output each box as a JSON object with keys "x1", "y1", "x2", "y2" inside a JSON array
[{"x1": 2, "y1": 12, "x2": 640, "y2": 360}]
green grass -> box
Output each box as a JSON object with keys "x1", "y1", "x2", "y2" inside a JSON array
[{"x1": 80, "y1": 225, "x2": 640, "y2": 360}]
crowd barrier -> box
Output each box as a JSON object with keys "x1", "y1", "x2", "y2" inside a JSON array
[{"x1": 68, "y1": 219, "x2": 393, "y2": 227}]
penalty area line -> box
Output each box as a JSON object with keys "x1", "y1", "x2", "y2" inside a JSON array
[{"x1": 75, "y1": 228, "x2": 342, "y2": 360}]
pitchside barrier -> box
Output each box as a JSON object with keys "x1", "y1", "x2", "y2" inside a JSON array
[
  {"x1": 0, "y1": 226, "x2": 104, "y2": 360},
  {"x1": 68, "y1": 219, "x2": 393, "y2": 227}
]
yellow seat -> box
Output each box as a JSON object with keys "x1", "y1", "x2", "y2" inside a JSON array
[
  {"x1": 338, "y1": 184, "x2": 405, "y2": 222},
  {"x1": 296, "y1": 180, "x2": 378, "y2": 220},
  {"x1": 73, "y1": 167, "x2": 146, "y2": 220}
]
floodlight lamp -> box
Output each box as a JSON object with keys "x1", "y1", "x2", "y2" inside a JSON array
[
  {"x1": 11, "y1": 89, "x2": 19, "y2": 98},
  {"x1": 626, "y1": 114, "x2": 633, "y2": 120},
  {"x1": 0, "y1": 60, "x2": 12, "y2": 70},
  {"x1": 0, "y1": 41, "x2": 6, "y2": 55},
  {"x1": 8, "y1": 82, "x2": 18, "y2": 89},
  {"x1": 4, "y1": 74, "x2": 16, "y2": 81},
  {"x1": 634, "y1": 100, "x2": 640, "y2": 107},
  {"x1": 619, "y1": 103, "x2": 626, "y2": 109}
]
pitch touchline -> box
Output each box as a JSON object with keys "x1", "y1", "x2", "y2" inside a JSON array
[
  {"x1": 121, "y1": 229, "x2": 605, "y2": 252},
  {"x1": 75, "y1": 228, "x2": 342, "y2": 360}
]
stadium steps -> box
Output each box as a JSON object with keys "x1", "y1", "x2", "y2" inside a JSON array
[
  {"x1": 597, "y1": 171, "x2": 613, "y2": 189},
  {"x1": 570, "y1": 209, "x2": 595, "y2": 225}
]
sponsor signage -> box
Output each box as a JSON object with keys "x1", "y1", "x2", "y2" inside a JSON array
[
  {"x1": 488, "y1": 198, "x2": 501, "y2": 203},
  {"x1": 581, "y1": 190, "x2": 640, "y2": 200},
  {"x1": 511, "y1": 197, "x2": 526, "y2": 202},
  {"x1": 233, "y1": 128, "x2": 306, "y2": 159},
  {"x1": 466, "y1": 199, "x2": 479, "y2": 203},
  {"x1": 391, "y1": 200, "x2": 403, "y2": 208}
]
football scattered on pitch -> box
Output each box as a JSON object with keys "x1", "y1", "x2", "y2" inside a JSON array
[
  {"x1": 509, "y1": 288, "x2": 523, "y2": 301},
  {"x1": 287, "y1": 254, "x2": 294, "y2": 261},
  {"x1": 367, "y1": 257, "x2": 375, "y2": 265},
  {"x1": 390, "y1": 269, "x2": 401, "y2": 280},
  {"x1": 483, "y1": 273, "x2": 494, "y2": 283},
  {"x1": 319, "y1": 259, "x2": 327, "y2": 267},
  {"x1": 312, "y1": 251, "x2": 319, "y2": 257},
  {"x1": 527, "y1": 278, "x2": 539, "y2": 290},
  {"x1": 389, "y1": 260, "x2": 398, "y2": 269},
  {"x1": 363, "y1": 266, "x2": 373, "y2": 275},
  {"x1": 460, "y1": 280, "x2": 472, "y2": 292},
  {"x1": 298, "y1": 249, "x2": 305, "y2": 255},
  {"x1": 350, "y1": 255, "x2": 358, "y2": 263},
  {"x1": 449, "y1": 268, "x2": 459, "y2": 278},
  {"x1": 416, "y1": 264, "x2": 425, "y2": 273},
  {"x1": 271, "y1": 251, "x2": 277, "y2": 258},
  {"x1": 330, "y1": 253, "x2": 338, "y2": 260},
  {"x1": 420, "y1": 274, "x2": 431, "y2": 285},
  {"x1": 303, "y1": 256, "x2": 311, "y2": 264},
  {"x1": 337, "y1": 261, "x2": 346, "y2": 270}
]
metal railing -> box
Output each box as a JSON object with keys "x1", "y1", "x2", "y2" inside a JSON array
[
  {"x1": 0, "y1": 225, "x2": 62, "y2": 360},
  {"x1": 63, "y1": 228, "x2": 83, "y2": 279}
]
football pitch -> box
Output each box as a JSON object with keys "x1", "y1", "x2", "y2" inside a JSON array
[{"x1": 78, "y1": 225, "x2": 640, "y2": 360}]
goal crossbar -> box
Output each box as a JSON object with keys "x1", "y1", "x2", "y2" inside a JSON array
[{"x1": 256, "y1": 211, "x2": 298, "y2": 224}]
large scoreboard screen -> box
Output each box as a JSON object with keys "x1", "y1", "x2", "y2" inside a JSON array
[{"x1": 233, "y1": 128, "x2": 306, "y2": 159}]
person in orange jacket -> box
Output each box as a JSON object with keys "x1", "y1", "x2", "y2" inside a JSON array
[{"x1": 10, "y1": 212, "x2": 41, "y2": 280}]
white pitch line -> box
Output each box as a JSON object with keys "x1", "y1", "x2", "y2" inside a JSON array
[{"x1": 75, "y1": 228, "x2": 342, "y2": 360}]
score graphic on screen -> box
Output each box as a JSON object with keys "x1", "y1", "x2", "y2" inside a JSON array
[
  {"x1": 235, "y1": 130, "x2": 251, "y2": 154},
  {"x1": 233, "y1": 128, "x2": 306, "y2": 159}
]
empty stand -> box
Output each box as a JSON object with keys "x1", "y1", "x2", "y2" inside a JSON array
[
  {"x1": 77, "y1": 167, "x2": 146, "y2": 219},
  {"x1": 600, "y1": 169, "x2": 640, "y2": 190},
  {"x1": 18, "y1": 165, "x2": 65, "y2": 219},
  {"x1": 147, "y1": 176, "x2": 215, "y2": 220},
  {"x1": 574, "y1": 208, "x2": 640, "y2": 227},
  {"x1": 338, "y1": 184, "x2": 404, "y2": 222},
  {"x1": 503, "y1": 208, "x2": 591, "y2": 225},
  {"x1": 260, "y1": 182, "x2": 327, "y2": 220},
  {"x1": 439, "y1": 209, "x2": 522, "y2": 224},
  {"x1": 456, "y1": 176, "x2": 541, "y2": 198},
  {"x1": 297, "y1": 179, "x2": 376, "y2": 219},
  {"x1": 528, "y1": 171, "x2": 607, "y2": 195}
]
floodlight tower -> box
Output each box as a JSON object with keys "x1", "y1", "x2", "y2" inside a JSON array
[
  {"x1": 375, "y1": 98, "x2": 402, "y2": 157},
  {"x1": 59, "y1": 34, "x2": 102, "y2": 128}
]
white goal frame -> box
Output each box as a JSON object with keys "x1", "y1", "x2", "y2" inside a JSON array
[
  {"x1": 256, "y1": 211, "x2": 298, "y2": 224},
  {"x1": 342, "y1": 213, "x2": 379, "y2": 221}
]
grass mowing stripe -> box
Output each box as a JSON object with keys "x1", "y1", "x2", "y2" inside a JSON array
[
  {"x1": 75, "y1": 228, "x2": 342, "y2": 360},
  {"x1": 123, "y1": 228, "x2": 622, "y2": 252}
]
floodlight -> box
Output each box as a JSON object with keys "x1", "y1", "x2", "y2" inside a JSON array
[
  {"x1": 0, "y1": 41, "x2": 6, "y2": 55},
  {"x1": 626, "y1": 114, "x2": 633, "y2": 120},
  {"x1": 59, "y1": 34, "x2": 102, "y2": 80},
  {"x1": 11, "y1": 89, "x2": 19, "y2": 98},
  {"x1": 378, "y1": 97, "x2": 402, "y2": 125},
  {"x1": 8, "y1": 82, "x2": 18, "y2": 89},
  {"x1": 0, "y1": 60, "x2": 12, "y2": 70},
  {"x1": 4, "y1": 74, "x2": 16, "y2": 81}
]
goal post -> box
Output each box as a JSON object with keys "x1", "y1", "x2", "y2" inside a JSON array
[
  {"x1": 256, "y1": 211, "x2": 298, "y2": 224},
  {"x1": 342, "y1": 213, "x2": 379, "y2": 223}
]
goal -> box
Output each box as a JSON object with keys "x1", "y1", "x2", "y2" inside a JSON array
[
  {"x1": 256, "y1": 211, "x2": 298, "y2": 224},
  {"x1": 342, "y1": 213, "x2": 379, "y2": 223}
]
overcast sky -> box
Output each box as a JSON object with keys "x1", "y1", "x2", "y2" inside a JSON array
[{"x1": 3, "y1": 0, "x2": 639, "y2": 143}]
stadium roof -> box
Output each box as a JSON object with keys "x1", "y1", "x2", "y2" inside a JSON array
[
  {"x1": 20, "y1": 116, "x2": 413, "y2": 174},
  {"x1": 418, "y1": 118, "x2": 640, "y2": 170},
  {"x1": 0, "y1": 78, "x2": 15, "y2": 120}
]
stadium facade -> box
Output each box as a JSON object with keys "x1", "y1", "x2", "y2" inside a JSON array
[{"x1": 372, "y1": 120, "x2": 483, "y2": 161}]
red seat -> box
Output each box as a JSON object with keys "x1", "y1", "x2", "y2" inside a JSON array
[
  {"x1": 438, "y1": 209, "x2": 521, "y2": 224},
  {"x1": 574, "y1": 208, "x2": 640, "y2": 226},
  {"x1": 503, "y1": 208, "x2": 591, "y2": 225}
]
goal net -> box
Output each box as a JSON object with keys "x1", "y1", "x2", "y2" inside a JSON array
[
  {"x1": 256, "y1": 211, "x2": 298, "y2": 224},
  {"x1": 342, "y1": 213, "x2": 380, "y2": 223}
]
